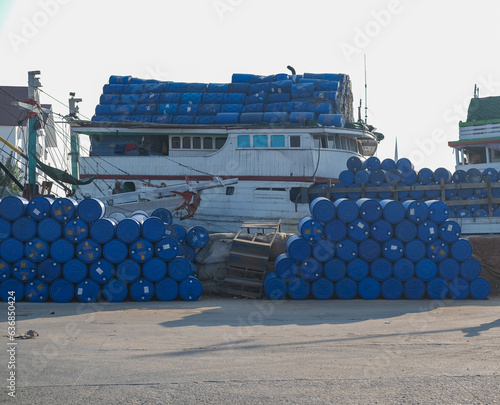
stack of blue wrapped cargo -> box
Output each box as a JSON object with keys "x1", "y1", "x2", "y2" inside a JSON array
[
  {"x1": 267, "y1": 195, "x2": 490, "y2": 300},
  {"x1": 91, "y1": 72, "x2": 352, "y2": 127},
  {"x1": 0, "y1": 196, "x2": 207, "y2": 303}
]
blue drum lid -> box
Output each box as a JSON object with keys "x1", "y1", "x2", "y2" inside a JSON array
[
  {"x1": 287, "y1": 277, "x2": 310, "y2": 300},
  {"x1": 358, "y1": 239, "x2": 381, "y2": 263},
  {"x1": 404, "y1": 239, "x2": 426, "y2": 262},
  {"x1": 469, "y1": 278, "x2": 490, "y2": 300},
  {"x1": 381, "y1": 278, "x2": 404, "y2": 300},
  {"x1": 403, "y1": 277, "x2": 426, "y2": 300},
  {"x1": 62, "y1": 259, "x2": 88, "y2": 283},
  {"x1": 311, "y1": 239, "x2": 335, "y2": 263},
  {"x1": 449, "y1": 277, "x2": 470, "y2": 300},
  {"x1": 323, "y1": 258, "x2": 346, "y2": 282},
  {"x1": 38, "y1": 218, "x2": 62, "y2": 242},
  {"x1": 28, "y1": 196, "x2": 53, "y2": 220},
  {"x1": 382, "y1": 239, "x2": 404, "y2": 261},
  {"x1": 439, "y1": 220, "x2": 461, "y2": 243},
  {"x1": 426, "y1": 240, "x2": 449, "y2": 262},
  {"x1": 393, "y1": 258, "x2": 415, "y2": 281},
  {"x1": 49, "y1": 279, "x2": 75, "y2": 303},
  {"x1": 459, "y1": 258, "x2": 481, "y2": 281},
  {"x1": 403, "y1": 200, "x2": 429, "y2": 224},
  {"x1": 370, "y1": 220, "x2": 393, "y2": 243},
  {"x1": 64, "y1": 219, "x2": 89, "y2": 243},
  {"x1": 50, "y1": 239, "x2": 75, "y2": 263},
  {"x1": 264, "y1": 274, "x2": 287, "y2": 300},
  {"x1": 417, "y1": 221, "x2": 439, "y2": 243},
  {"x1": 103, "y1": 240, "x2": 128, "y2": 263},
  {"x1": 116, "y1": 218, "x2": 141, "y2": 244},
  {"x1": 142, "y1": 258, "x2": 167, "y2": 282},
  {"x1": 51, "y1": 197, "x2": 78, "y2": 222},
  {"x1": 102, "y1": 279, "x2": 129, "y2": 302},
  {"x1": 381, "y1": 158, "x2": 396, "y2": 171},
  {"x1": 380, "y1": 200, "x2": 405, "y2": 224},
  {"x1": 394, "y1": 220, "x2": 417, "y2": 243},
  {"x1": 348, "y1": 219, "x2": 370, "y2": 242},
  {"x1": 116, "y1": 259, "x2": 141, "y2": 283},
  {"x1": 12, "y1": 217, "x2": 37, "y2": 241},
  {"x1": 151, "y1": 208, "x2": 173, "y2": 224},
  {"x1": 12, "y1": 259, "x2": 37, "y2": 282},
  {"x1": 336, "y1": 239, "x2": 358, "y2": 262},
  {"x1": 1, "y1": 238, "x2": 24, "y2": 262},
  {"x1": 155, "y1": 277, "x2": 179, "y2": 301},
  {"x1": 426, "y1": 200, "x2": 449, "y2": 224},
  {"x1": 0, "y1": 196, "x2": 28, "y2": 221},
  {"x1": 370, "y1": 258, "x2": 393, "y2": 281},
  {"x1": 129, "y1": 239, "x2": 154, "y2": 263},
  {"x1": 77, "y1": 198, "x2": 106, "y2": 223},
  {"x1": 311, "y1": 277, "x2": 334, "y2": 300},
  {"x1": 25, "y1": 238, "x2": 50, "y2": 262},
  {"x1": 0, "y1": 260, "x2": 11, "y2": 281},
  {"x1": 298, "y1": 216, "x2": 324, "y2": 242},
  {"x1": 179, "y1": 276, "x2": 203, "y2": 301},
  {"x1": 309, "y1": 197, "x2": 336, "y2": 223},
  {"x1": 275, "y1": 253, "x2": 299, "y2": 281},
  {"x1": 155, "y1": 237, "x2": 179, "y2": 260},
  {"x1": 438, "y1": 258, "x2": 460, "y2": 280},
  {"x1": 339, "y1": 170, "x2": 354, "y2": 186},
  {"x1": 286, "y1": 235, "x2": 311, "y2": 262},
  {"x1": 173, "y1": 225, "x2": 187, "y2": 244},
  {"x1": 358, "y1": 277, "x2": 380, "y2": 300},
  {"x1": 37, "y1": 259, "x2": 62, "y2": 283},
  {"x1": 90, "y1": 260, "x2": 115, "y2": 283},
  {"x1": 76, "y1": 278, "x2": 101, "y2": 303},
  {"x1": 25, "y1": 280, "x2": 49, "y2": 302},
  {"x1": 299, "y1": 258, "x2": 323, "y2": 281},
  {"x1": 427, "y1": 277, "x2": 449, "y2": 300},
  {"x1": 141, "y1": 217, "x2": 166, "y2": 241},
  {"x1": 0, "y1": 218, "x2": 10, "y2": 241},
  {"x1": 450, "y1": 239, "x2": 473, "y2": 262},
  {"x1": 335, "y1": 277, "x2": 357, "y2": 299},
  {"x1": 418, "y1": 168, "x2": 435, "y2": 184},
  {"x1": 76, "y1": 240, "x2": 101, "y2": 263},
  {"x1": 90, "y1": 218, "x2": 117, "y2": 244},
  {"x1": 333, "y1": 199, "x2": 359, "y2": 223},
  {"x1": 357, "y1": 199, "x2": 382, "y2": 223},
  {"x1": 415, "y1": 259, "x2": 437, "y2": 281},
  {"x1": 130, "y1": 278, "x2": 155, "y2": 301},
  {"x1": 324, "y1": 219, "x2": 347, "y2": 242},
  {"x1": 168, "y1": 257, "x2": 193, "y2": 281},
  {"x1": 0, "y1": 279, "x2": 24, "y2": 302},
  {"x1": 186, "y1": 226, "x2": 209, "y2": 249},
  {"x1": 347, "y1": 258, "x2": 369, "y2": 281}
]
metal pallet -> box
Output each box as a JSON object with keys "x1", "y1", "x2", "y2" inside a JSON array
[{"x1": 221, "y1": 220, "x2": 281, "y2": 298}]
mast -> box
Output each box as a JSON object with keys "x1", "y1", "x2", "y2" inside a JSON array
[
  {"x1": 27, "y1": 70, "x2": 42, "y2": 195},
  {"x1": 364, "y1": 55, "x2": 368, "y2": 124},
  {"x1": 68, "y1": 92, "x2": 82, "y2": 192}
]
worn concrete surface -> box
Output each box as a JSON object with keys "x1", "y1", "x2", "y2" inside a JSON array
[{"x1": 0, "y1": 296, "x2": 499, "y2": 404}]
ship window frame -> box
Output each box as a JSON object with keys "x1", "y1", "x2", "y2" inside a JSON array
[
  {"x1": 226, "y1": 186, "x2": 234, "y2": 195},
  {"x1": 215, "y1": 137, "x2": 226, "y2": 150},
  {"x1": 182, "y1": 136, "x2": 191, "y2": 149},
  {"x1": 340, "y1": 136, "x2": 347, "y2": 150},
  {"x1": 271, "y1": 135, "x2": 285, "y2": 148},
  {"x1": 290, "y1": 135, "x2": 301, "y2": 148},
  {"x1": 203, "y1": 137, "x2": 213, "y2": 149},
  {"x1": 193, "y1": 137, "x2": 201, "y2": 149},
  {"x1": 253, "y1": 135, "x2": 268, "y2": 148},
  {"x1": 171, "y1": 136, "x2": 181, "y2": 149},
  {"x1": 237, "y1": 135, "x2": 251, "y2": 148}
]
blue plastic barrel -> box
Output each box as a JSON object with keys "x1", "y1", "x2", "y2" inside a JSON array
[
  {"x1": 324, "y1": 219, "x2": 347, "y2": 242},
  {"x1": 49, "y1": 279, "x2": 74, "y2": 303},
  {"x1": 347, "y1": 258, "x2": 369, "y2": 281},
  {"x1": 154, "y1": 277, "x2": 178, "y2": 301},
  {"x1": 286, "y1": 235, "x2": 311, "y2": 262},
  {"x1": 382, "y1": 239, "x2": 404, "y2": 261},
  {"x1": 370, "y1": 220, "x2": 393, "y2": 243},
  {"x1": 354, "y1": 170, "x2": 370, "y2": 185},
  {"x1": 403, "y1": 200, "x2": 429, "y2": 224},
  {"x1": 12, "y1": 259, "x2": 36, "y2": 282},
  {"x1": 0, "y1": 196, "x2": 28, "y2": 221},
  {"x1": 151, "y1": 208, "x2": 173, "y2": 224},
  {"x1": 37, "y1": 259, "x2": 62, "y2": 283},
  {"x1": 273, "y1": 254, "x2": 297, "y2": 283},
  {"x1": 101, "y1": 240, "x2": 127, "y2": 264},
  {"x1": 178, "y1": 244, "x2": 195, "y2": 262},
  {"x1": 396, "y1": 158, "x2": 413, "y2": 172},
  {"x1": 324, "y1": 258, "x2": 346, "y2": 282},
  {"x1": 129, "y1": 239, "x2": 154, "y2": 263},
  {"x1": 116, "y1": 259, "x2": 141, "y2": 283},
  {"x1": 90, "y1": 218, "x2": 117, "y2": 244},
  {"x1": 394, "y1": 220, "x2": 417, "y2": 243},
  {"x1": 139, "y1": 217, "x2": 165, "y2": 241},
  {"x1": 25, "y1": 280, "x2": 48, "y2": 302},
  {"x1": 358, "y1": 277, "x2": 380, "y2": 300},
  {"x1": 439, "y1": 220, "x2": 461, "y2": 243},
  {"x1": 415, "y1": 258, "x2": 437, "y2": 281},
  {"x1": 370, "y1": 258, "x2": 392, "y2": 281},
  {"x1": 186, "y1": 226, "x2": 209, "y2": 249},
  {"x1": 0, "y1": 218, "x2": 10, "y2": 241},
  {"x1": 116, "y1": 218, "x2": 141, "y2": 244},
  {"x1": 25, "y1": 238, "x2": 49, "y2": 262},
  {"x1": 64, "y1": 219, "x2": 89, "y2": 243},
  {"x1": 381, "y1": 278, "x2": 403, "y2": 300},
  {"x1": 37, "y1": 218, "x2": 62, "y2": 242},
  {"x1": 0, "y1": 260, "x2": 11, "y2": 281},
  {"x1": 12, "y1": 217, "x2": 37, "y2": 241},
  {"x1": 426, "y1": 200, "x2": 449, "y2": 224},
  {"x1": 409, "y1": 186, "x2": 425, "y2": 200},
  {"x1": 141, "y1": 258, "x2": 167, "y2": 282},
  {"x1": 449, "y1": 277, "x2": 469, "y2": 300},
  {"x1": 418, "y1": 168, "x2": 434, "y2": 184},
  {"x1": 417, "y1": 221, "x2": 439, "y2": 243},
  {"x1": 155, "y1": 236, "x2": 179, "y2": 260},
  {"x1": 76, "y1": 278, "x2": 100, "y2": 303},
  {"x1": 311, "y1": 277, "x2": 334, "y2": 300},
  {"x1": 459, "y1": 258, "x2": 481, "y2": 281},
  {"x1": 339, "y1": 170, "x2": 354, "y2": 186},
  {"x1": 77, "y1": 198, "x2": 105, "y2": 223},
  {"x1": 168, "y1": 257, "x2": 192, "y2": 281},
  {"x1": 336, "y1": 239, "x2": 358, "y2": 262},
  {"x1": 172, "y1": 225, "x2": 187, "y2": 244},
  {"x1": 393, "y1": 258, "x2": 415, "y2": 281},
  {"x1": 0, "y1": 279, "x2": 24, "y2": 302},
  {"x1": 298, "y1": 216, "x2": 324, "y2": 242},
  {"x1": 333, "y1": 198, "x2": 359, "y2": 223},
  {"x1": 62, "y1": 259, "x2": 87, "y2": 283},
  {"x1": 28, "y1": 196, "x2": 53, "y2": 220},
  {"x1": 89, "y1": 260, "x2": 115, "y2": 284},
  {"x1": 369, "y1": 170, "x2": 386, "y2": 186},
  {"x1": 364, "y1": 156, "x2": 380, "y2": 171},
  {"x1": 381, "y1": 158, "x2": 396, "y2": 171},
  {"x1": 401, "y1": 169, "x2": 418, "y2": 186},
  {"x1": 427, "y1": 277, "x2": 449, "y2": 300},
  {"x1": 452, "y1": 170, "x2": 467, "y2": 183},
  {"x1": 457, "y1": 209, "x2": 472, "y2": 218},
  {"x1": 347, "y1": 219, "x2": 370, "y2": 242},
  {"x1": 299, "y1": 258, "x2": 323, "y2": 281},
  {"x1": 450, "y1": 239, "x2": 472, "y2": 262},
  {"x1": 163, "y1": 225, "x2": 178, "y2": 240},
  {"x1": 433, "y1": 168, "x2": 452, "y2": 184},
  {"x1": 108, "y1": 212, "x2": 127, "y2": 222},
  {"x1": 465, "y1": 168, "x2": 482, "y2": 183},
  {"x1": 358, "y1": 239, "x2": 381, "y2": 263},
  {"x1": 51, "y1": 197, "x2": 78, "y2": 222},
  {"x1": 346, "y1": 156, "x2": 363, "y2": 173},
  {"x1": 129, "y1": 278, "x2": 155, "y2": 302},
  {"x1": 102, "y1": 279, "x2": 128, "y2": 302},
  {"x1": 356, "y1": 199, "x2": 382, "y2": 223},
  {"x1": 427, "y1": 240, "x2": 449, "y2": 262},
  {"x1": 396, "y1": 183, "x2": 409, "y2": 200},
  {"x1": 438, "y1": 258, "x2": 460, "y2": 280},
  {"x1": 347, "y1": 184, "x2": 362, "y2": 200},
  {"x1": 482, "y1": 168, "x2": 498, "y2": 182},
  {"x1": 377, "y1": 183, "x2": 392, "y2": 199},
  {"x1": 309, "y1": 197, "x2": 336, "y2": 223},
  {"x1": 385, "y1": 169, "x2": 401, "y2": 186},
  {"x1": 76, "y1": 240, "x2": 101, "y2": 264},
  {"x1": 286, "y1": 277, "x2": 309, "y2": 300},
  {"x1": 404, "y1": 277, "x2": 426, "y2": 299},
  {"x1": 380, "y1": 200, "x2": 405, "y2": 224},
  {"x1": 311, "y1": 239, "x2": 335, "y2": 263},
  {"x1": 261, "y1": 273, "x2": 285, "y2": 300},
  {"x1": 469, "y1": 278, "x2": 490, "y2": 300},
  {"x1": 404, "y1": 239, "x2": 426, "y2": 262},
  {"x1": 335, "y1": 277, "x2": 357, "y2": 299}
]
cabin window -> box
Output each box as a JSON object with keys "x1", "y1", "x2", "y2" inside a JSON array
[
  {"x1": 254, "y1": 135, "x2": 268, "y2": 147},
  {"x1": 226, "y1": 186, "x2": 234, "y2": 195},
  {"x1": 182, "y1": 137, "x2": 191, "y2": 149},
  {"x1": 340, "y1": 136, "x2": 347, "y2": 150},
  {"x1": 238, "y1": 135, "x2": 250, "y2": 148},
  {"x1": 215, "y1": 137, "x2": 226, "y2": 149},
  {"x1": 290, "y1": 136, "x2": 301, "y2": 148},
  {"x1": 271, "y1": 135, "x2": 285, "y2": 147},
  {"x1": 193, "y1": 137, "x2": 201, "y2": 149},
  {"x1": 328, "y1": 135, "x2": 338, "y2": 149},
  {"x1": 123, "y1": 182, "x2": 136, "y2": 192},
  {"x1": 171, "y1": 137, "x2": 181, "y2": 149},
  {"x1": 312, "y1": 135, "x2": 327, "y2": 148},
  {"x1": 203, "y1": 137, "x2": 213, "y2": 149}
]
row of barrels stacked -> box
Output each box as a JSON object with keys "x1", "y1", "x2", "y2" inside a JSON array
[
  {"x1": 0, "y1": 196, "x2": 208, "y2": 303},
  {"x1": 266, "y1": 196, "x2": 491, "y2": 300},
  {"x1": 331, "y1": 156, "x2": 500, "y2": 218}
]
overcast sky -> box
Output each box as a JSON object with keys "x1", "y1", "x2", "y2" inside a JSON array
[{"x1": 1, "y1": 0, "x2": 500, "y2": 171}]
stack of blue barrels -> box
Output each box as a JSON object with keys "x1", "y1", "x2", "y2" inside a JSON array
[
  {"x1": 91, "y1": 72, "x2": 353, "y2": 127},
  {"x1": 266, "y1": 195, "x2": 490, "y2": 301},
  {"x1": 334, "y1": 156, "x2": 500, "y2": 218},
  {"x1": 0, "y1": 196, "x2": 208, "y2": 303}
]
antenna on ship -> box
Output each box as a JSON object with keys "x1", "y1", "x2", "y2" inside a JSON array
[
  {"x1": 364, "y1": 54, "x2": 368, "y2": 124},
  {"x1": 287, "y1": 65, "x2": 297, "y2": 83},
  {"x1": 474, "y1": 84, "x2": 480, "y2": 98}
]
